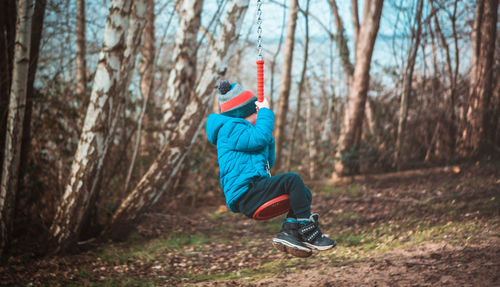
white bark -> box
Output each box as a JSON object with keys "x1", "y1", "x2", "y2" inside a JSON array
[
  {"x1": 49, "y1": 0, "x2": 133, "y2": 252},
  {"x1": 108, "y1": 0, "x2": 250, "y2": 239},
  {"x1": 161, "y1": 0, "x2": 204, "y2": 142},
  {"x1": 0, "y1": 0, "x2": 34, "y2": 256}
]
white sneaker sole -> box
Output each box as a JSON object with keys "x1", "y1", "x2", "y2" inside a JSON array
[
  {"x1": 272, "y1": 238, "x2": 313, "y2": 258},
  {"x1": 272, "y1": 238, "x2": 311, "y2": 252},
  {"x1": 303, "y1": 241, "x2": 336, "y2": 251}
]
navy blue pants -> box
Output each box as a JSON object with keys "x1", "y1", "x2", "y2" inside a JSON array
[{"x1": 236, "y1": 173, "x2": 312, "y2": 219}]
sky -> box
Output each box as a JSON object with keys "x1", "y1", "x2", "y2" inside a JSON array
[{"x1": 37, "y1": 0, "x2": 477, "y2": 102}]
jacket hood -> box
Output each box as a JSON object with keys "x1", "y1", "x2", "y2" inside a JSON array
[{"x1": 206, "y1": 113, "x2": 235, "y2": 145}]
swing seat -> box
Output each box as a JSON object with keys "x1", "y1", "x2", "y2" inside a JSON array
[{"x1": 252, "y1": 194, "x2": 290, "y2": 220}]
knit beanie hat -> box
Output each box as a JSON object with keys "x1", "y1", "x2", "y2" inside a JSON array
[{"x1": 218, "y1": 80, "x2": 257, "y2": 118}]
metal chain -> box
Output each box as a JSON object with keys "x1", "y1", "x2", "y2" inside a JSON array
[{"x1": 257, "y1": 0, "x2": 263, "y2": 60}]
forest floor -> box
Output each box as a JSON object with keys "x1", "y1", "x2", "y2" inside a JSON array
[{"x1": 1, "y1": 162, "x2": 499, "y2": 286}]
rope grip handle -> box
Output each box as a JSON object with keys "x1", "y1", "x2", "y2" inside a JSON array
[{"x1": 256, "y1": 60, "x2": 264, "y2": 105}]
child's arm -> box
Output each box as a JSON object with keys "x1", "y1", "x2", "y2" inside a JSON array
[{"x1": 232, "y1": 108, "x2": 275, "y2": 152}]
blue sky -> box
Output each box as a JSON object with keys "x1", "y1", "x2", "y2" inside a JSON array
[{"x1": 38, "y1": 0, "x2": 477, "y2": 100}]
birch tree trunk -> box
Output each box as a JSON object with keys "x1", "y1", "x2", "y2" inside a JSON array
[
  {"x1": 75, "y1": 0, "x2": 87, "y2": 97},
  {"x1": 0, "y1": 0, "x2": 18, "y2": 191},
  {"x1": 0, "y1": 0, "x2": 34, "y2": 256},
  {"x1": 275, "y1": 0, "x2": 299, "y2": 170},
  {"x1": 84, "y1": 0, "x2": 148, "y2": 236},
  {"x1": 333, "y1": 0, "x2": 384, "y2": 177},
  {"x1": 124, "y1": 0, "x2": 156, "y2": 193},
  {"x1": 49, "y1": 0, "x2": 133, "y2": 252},
  {"x1": 107, "y1": 0, "x2": 250, "y2": 239},
  {"x1": 162, "y1": 0, "x2": 204, "y2": 142},
  {"x1": 394, "y1": 0, "x2": 423, "y2": 170},
  {"x1": 18, "y1": 0, "x2": 47, "y2": 204},
  {"x1": 462, "y1": 0, "x2": 498, "y2": 155}
]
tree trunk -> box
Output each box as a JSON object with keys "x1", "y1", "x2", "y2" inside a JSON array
[
  {"x1": 429, "y1": 1, "x2": 458, "y2": 160},
  {"x1": 75, "y1": 0, "x2": 87, "y2": 98},
  {"x1": 462, "y1": 0, "x2": 498, "y2": 155},
  {"x1": 0, "y1": 0, "x2": 34, "y2": 256},
  {"x1": 286, "y1": 0, "x2": 310, "y2": 171},
  {"x1": 106, "y1": 0, "x2": 250, "y2": 240},
  {"x1": 17, "y1": 0, "x2": 47, "y2": 212},
  {"x1": 327, "y1": 0, "x2": 354, "y2": 80},
  {"x1": 49, "y1": 0, "x2": 134, "y2": 253},
  {"x1": 161, "y1": 0, "x2": 203, "y2": 142},
  {"x1": 275, "y1": 0, "x2": 299, "y2": 170},
  {"x1": 305, "y1": 83, "x2": 317, "y2": 179},
  {"x1": 269, "y1": 2, "x2": 287, "y2": 111},
  {"x1": 333, "y1": 0, "x2": 384, "y2": 177},
  {"x1": 124, "y1": 0, "x2": 156, "y2": 194},
  {"x1": 394, "y1": 0, "x2": 423, "y2": 170},
  {"x1": 0, "y1": 0, "x2": 18, "y2": 191},
  {"x1": 351, "y1": 0, "x2": 360, "y2": 50}
]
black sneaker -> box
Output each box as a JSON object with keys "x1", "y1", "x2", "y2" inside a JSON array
[
  {"x1": 272, "y1": 220, "x2": 312, "y2": 258},
  {"x1": 298, "y1": 213, "x2": 336, "y2": 251}
]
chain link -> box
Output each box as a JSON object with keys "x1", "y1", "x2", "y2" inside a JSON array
[{"x1": 257, "y1": 0, "x2": 263, "y2": 60}]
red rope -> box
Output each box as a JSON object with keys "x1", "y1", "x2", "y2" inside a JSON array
[{"x1": 256, "y1": 60, "x2": 264, "y2": 102}]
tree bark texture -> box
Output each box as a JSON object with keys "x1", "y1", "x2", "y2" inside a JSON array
[
  {"x1": 306, "y1": 83, "x2": 317, "y2": 179},
  {"x1": 394, "y1": 0, "x2": 423, "y2": 170},
  {"x1": 328, "y1": 0, "x2": 354, "y2": 79},
  {"x1": 75, "y1": 0, "x2": 87, "y2": 98},
  {"x1": 0, "y1": 0, "x2": 18, "y2": 192},
  {"x1": 333, "y1": 0, "x2": 384, "y2": 177},
  {"x1": 351, "y1": 0, "x2": 360, "y2": 49},
  {"x1": 49, "y1": 0, "x2": 134, "y2": 252},
  {"x1": 275, "y1": 0, "x2": 299, "y2": 170},
  {"x1": 162, "y1": 0, "x2": 203, "y2": 142},
  {"x1": 462, "y1": 0, "x2": 498, "y2": 155},
  {"x1": 139, "y1": 0, "x2": 155, "y2": 141},
  {"x1": 107, "y1": 0, "x2": 250, "y2": 240},
  {"x1": 18, "y1": 0, "x2": 47, "y2": 206},
  {"x1": 431, "y1": 3, "x2": 457, "y2": 159},
  {"x1": 0, "y1": 0, "x2": 34, "y2": 256},
  {"x1": 124, "y1": 0, "x2": 156, "y2": 194},
  {"x1": 287, "y1": 0, "x2": 310, "y2": 171}
]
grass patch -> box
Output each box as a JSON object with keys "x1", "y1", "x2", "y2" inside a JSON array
[
  {"x1": 97, "y1": 232, "x2": 210, "y2": 264},
  {"x1": 335, "y1": 211, "x2": 360, "y2": 220},
  {"x1": 317, "y1": 184, "x2": 364, "y2": 198},
  {"x1": 84, "y1": 278, "x2": 156, "y2": 287},
  {"x1": 187, "y1": 257, "x2": 302, "y2": 283}
]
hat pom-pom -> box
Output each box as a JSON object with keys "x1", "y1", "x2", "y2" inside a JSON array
[{"x1": 218, "y1": 80, "x2": 232, "y2": 95}]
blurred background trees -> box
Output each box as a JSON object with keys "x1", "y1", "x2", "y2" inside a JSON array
[{"x1": 0, "y1": 0, "x2": 498, "y2": 255}]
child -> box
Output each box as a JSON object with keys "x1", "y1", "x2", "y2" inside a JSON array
[{"x1": 206, "y1": 80, "x2": 335, "y2": 257}]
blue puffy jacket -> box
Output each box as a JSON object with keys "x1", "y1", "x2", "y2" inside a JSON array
[{"x1": 206, "y1": 108, "x2": 275, "y2": 212}]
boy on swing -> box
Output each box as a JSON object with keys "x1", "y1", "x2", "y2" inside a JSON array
[{"x1": 206, "y1": 80, "x2": 335, "y2": 257}]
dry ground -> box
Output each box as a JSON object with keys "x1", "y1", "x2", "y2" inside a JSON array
[{"x1": 1, "y1": 162, "x2": 499, "y2": 286}]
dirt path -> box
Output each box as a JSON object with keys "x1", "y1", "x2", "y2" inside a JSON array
[{"x1": 1, "y1": 163, "x2": 499, "y2": 286}]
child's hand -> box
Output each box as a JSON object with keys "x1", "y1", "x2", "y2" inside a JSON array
[{"x1": 256, "y1": 98, "x2": 270, "y2": 110}]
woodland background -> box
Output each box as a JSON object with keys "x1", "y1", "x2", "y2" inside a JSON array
[{"x1": 0, "y1": 0, "x2": 499, "y2": 271}]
